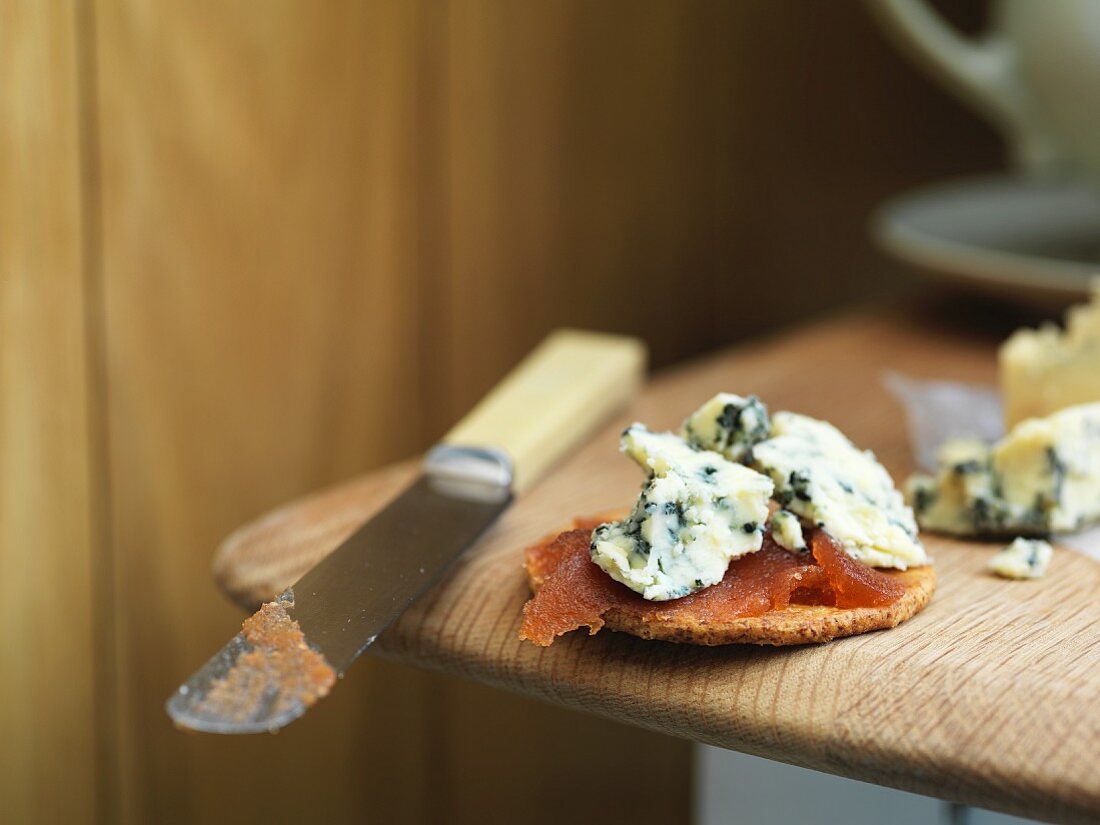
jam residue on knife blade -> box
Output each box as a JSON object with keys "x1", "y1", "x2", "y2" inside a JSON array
[
  {"x1": 520, "y1": 525, "x2": 904, "y2": 646},
  {"x1": 192, "y1": 593, "x2": 337, "y2": 726}
]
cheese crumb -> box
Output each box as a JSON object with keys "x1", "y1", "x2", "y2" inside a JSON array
[
  {"x1": 989, "y1": 538, "x2": 1053, "y2": 580},
  {"x1": 748, "y1": 412, "x2": 928, "y2": 570},
  {"x1": 589, "y1": 425, "x2": 773, "y2": 601},
  {"x1": 769, "y1": 509, "x2": 806, "y2": 553},
  {"x1": 681, "y1": 393, "x2": 770, "y2": 462}
]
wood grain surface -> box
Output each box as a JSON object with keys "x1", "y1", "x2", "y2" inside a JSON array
[
  {"x1": 0, "y1": 3, "x2": 99, "y2": 822},
  {"x1": 217, "y1": 312, "x2": 1100, "y2": 824}
]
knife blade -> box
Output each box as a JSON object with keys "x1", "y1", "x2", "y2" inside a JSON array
[
  {"x1": 167, "y1": 446, "x2": 512, "y2": 733},
  {"x1": 166, "y1": 329, "x2": 646, "y2": 734}
]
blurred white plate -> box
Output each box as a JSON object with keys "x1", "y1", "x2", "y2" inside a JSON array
[{"x1": 873, "y1": 174, "x2": 1100, "y2": 308}]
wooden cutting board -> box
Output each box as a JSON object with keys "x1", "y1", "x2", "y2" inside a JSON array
[{"x1": 214, "y1": 310, "x2": 1100, "y2": 824}]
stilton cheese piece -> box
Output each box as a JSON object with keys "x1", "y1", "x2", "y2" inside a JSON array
[
  {"x1": 907, "y1": 402, "x2": 1100, "y2": 536},
  {"x1": 905, "y1": 440, "x2": 1007, "y2": 535},
  {"x1": 749, "y1": 412, "x2": 928, "y2": 570},
  {"x1": 988, "y1": 537, "x2": 1053, "y2": 580},
  {"x1": 681, "y1": 393, "x2": 771, "y2": 462},
  {"x1": 589, "y1": 425, "x2": 774, "y2": 601},
  {"x1": 769, "y1": 509, "x2": 806, "y2": 553}
]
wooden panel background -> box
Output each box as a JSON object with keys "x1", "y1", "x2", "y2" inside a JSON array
[
  {"x1": 2, "y1": 1, "x2": 996, "y2": 823},
  {"x1": 0, "y1": 2, "x2": 99, "y2": 823}
]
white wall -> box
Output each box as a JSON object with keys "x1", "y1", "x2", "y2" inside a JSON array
[{"x1": 695, "y1": 745, "x2": 1042, "y2": 825}]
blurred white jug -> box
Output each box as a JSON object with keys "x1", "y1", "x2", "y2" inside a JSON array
[{"x1": 870, "y1": 0, "x2": 1100, "y2": 180}]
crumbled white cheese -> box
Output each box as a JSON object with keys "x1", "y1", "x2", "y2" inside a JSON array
[
  {"x1": 681, "y1": 393, "x2": 771, "y2": 462},
  {"x1": 989, "y1": 537, "x2": 1053, "y2": 580},
  {"x1": 769, "y1": 509, "x2": 806, "y2": 553},
  {"x1": 589, "y1": 425, "x2": 773, "y2": 601},
  {"x1": 907, "y1": 402, "x2": 1100, "y2": 536},
  {"x1": 749, "y1": 412, "x2": 928, "y2": 570},
  {"x1": 906, "y1": 440, "x2": 1002, "y2": 535}
]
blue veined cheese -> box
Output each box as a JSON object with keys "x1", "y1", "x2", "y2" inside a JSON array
[
  {"x1": 907, "y1": 402, "x2": 1100, "y2": 536},
  {"x1": 589, "y1": 425, "x2": 774, "y2": 601},
  {"x1": 749, "y1": 412, "x2": 928, "y2": 570},
  {"x1": 681, "y1": 393, "x2": 771, "y2": 462},
  {"x1": 988, "y1": 538, "x2": 1053, "y2": 580},
  {"x1": 769, "y1": 509, "x2": 806, "y2": 553},
  {"x1": 905, "y1": 440, "x2": 1006, "y2": 535},
  {"x1": 997, "y1": 404, "x2": 1100, "y2": 532}
]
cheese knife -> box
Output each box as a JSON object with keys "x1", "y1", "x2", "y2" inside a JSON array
[{"x1": 166, "y1": 329, "x2": 646, "y2": 734}]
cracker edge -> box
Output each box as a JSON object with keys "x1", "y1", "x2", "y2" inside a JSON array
[{"x1": 524, "y1": 518, "x2": 937, "y2": 647}]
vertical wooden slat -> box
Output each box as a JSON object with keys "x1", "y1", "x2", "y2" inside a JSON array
[
  {"x1": 0, "y1": 2, "x2": 98, "y2": 823},
  {"x1": 92, "y1": 2, "x2": 438, "y2": 821}
]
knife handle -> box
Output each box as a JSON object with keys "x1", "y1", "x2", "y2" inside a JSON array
[{"x1": 442, "y1": 329, "x2": 647, "y2": 494}]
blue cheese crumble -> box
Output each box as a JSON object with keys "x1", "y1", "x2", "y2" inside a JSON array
[
  {"x1": 769, "y1": 509, "x2": 807, "y2": 553},
  {"x1": 589, "y1": 425, "x2": 774, "y2": 601},
  {"x1": 906, "y1": 402, "x2": 1100, "y2": 536},
  {"x1": 905, "y1": 440, "x2": 1006, "y2": 535},
  {"x1": 681, "y1": 393, "x2": 771, "y2": 462},
  {"x1": 748, "y1": 412, "x2": 928, "y2": 570},
  {"x1": 988, "y1": 537, "x2": 1053, "y2": 580}
]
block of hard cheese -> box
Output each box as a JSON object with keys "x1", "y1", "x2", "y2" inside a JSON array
[{"x1": 1000, "y1": 282, "x2": 1100, "y2": 427}]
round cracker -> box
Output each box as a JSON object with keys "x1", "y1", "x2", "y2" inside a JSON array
[{"x1": 525, "y1": 518, "x2": 936, "y2": 646}]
